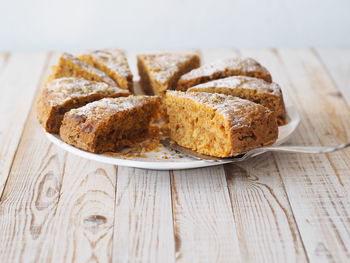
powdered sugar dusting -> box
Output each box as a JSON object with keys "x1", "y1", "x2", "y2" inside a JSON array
[
  {"x1": 69, "y1": 96, "x2": 159, "y2": 121},
  {"x1": 83, "y1": 49, "x2": 132, "y2": 79},
  {"x1": 44, "y1": 77, "x2": 129, "y2": 106},
  {"x1": 167, "y1": 90, "x2": 270, "y2": 128},
  {"x1": 188, "y1": 76, "x2": 282, "y2": 96},
  {"x1": 139, "y1": 53, "x2": 198, "y2": 83},
  {"x1": 62, "y1": 53, "x2": 117, "y2": 86},
  {"x1": 180, "y1": 57, "x2": 271, "y2": 81}
]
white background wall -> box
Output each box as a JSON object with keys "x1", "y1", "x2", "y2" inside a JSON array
[{"x1": 0, "y1": 0, "x2": 349, "y2": 51}]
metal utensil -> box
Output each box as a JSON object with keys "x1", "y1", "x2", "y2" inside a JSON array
[{"x1": 160, "y1": 138, "x2": 350, "y2": 162}]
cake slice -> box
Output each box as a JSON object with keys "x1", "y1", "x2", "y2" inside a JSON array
[
  {"x1": 60, "y1": 96, "x2": 160, "y2": 153},
  {"x1": 79, "y1": 49, "x2": 133, "y2": 91},
  {"x1": 187, "y1": 76, "x2": 287, "y2": 125},
  {"x1": 48, "y1": 52, "x2": 117, "y2": 86},
  {"x1": 165, "y1": 91, "x2": 278, "y2": 157},
  {"x1": 177, "y1": 57, "x2": 272, "y2": 91},
  {"x1": 36, "y1": 77, "x2": 130, "y2": 133},
  {"x1": 137, "y1": 53, "x2": 200, "y2": 95}
]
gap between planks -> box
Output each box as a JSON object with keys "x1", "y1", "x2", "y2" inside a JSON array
[
  {"x1": 0, "y1": 52, "x2": 50, "y2": 199},
  {"x1": 314, "y1": 48, "x2": 350, "y2": 107}
]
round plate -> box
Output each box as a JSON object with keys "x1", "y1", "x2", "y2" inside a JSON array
[{"x1": 46, "y1": 104, "x2": 300, "y2": 170}]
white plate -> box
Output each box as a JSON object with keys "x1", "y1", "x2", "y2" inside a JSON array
[{"x1": 46, "y1": 104, "x2": 300, "y2": 170}]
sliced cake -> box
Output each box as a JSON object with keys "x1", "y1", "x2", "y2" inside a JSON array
[
  {"x1": 137, "y1": 53, "x2": 200, "y2": 95},
  {"x1": 60, "y1": 96, "x2": 160, "y2": 153},
  {"x1": 177, "y1": 57, "x2": 272, "y2": 91},
  {"x1": 36, "y1": 77, "x2": 130, "y2": 133},
  {"x1": 48, "y1": 52, "x2": 117, "y2": 86},
  {"x1": 165, "y1": 91, "x2": 278, "y2": 157},
  {"x1": 79, "y1": 49, "x2": 133, "y2": 91},
  {"x1": 187, "y1": 76, "x2": 286, "y2": 125}
]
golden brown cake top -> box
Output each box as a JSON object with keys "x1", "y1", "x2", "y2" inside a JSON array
[
  {"x1": 138, "y1": 53, "x2": 199, "y2": 83},
  {"x1": 68, "y1": 96, "x2": 160, "y2": 122},
  {"x1": 43, "y1": 77, "x2": 129, "y2": 106},
  {"x1": 188, "y1": 76, "x2": 282, "y2": 96},
  {"x1": 82, "y1": 49, "x2": 132, "y2": 79},
  {"x1": 61, "y1": 52, "x2": 117, "y2": 86},
  {"x1": 179, "y1": 57, "x2": 271, "y2": 82},
  {"x1": 167, "y1": 91, "x2": 272, "y2": 128}
]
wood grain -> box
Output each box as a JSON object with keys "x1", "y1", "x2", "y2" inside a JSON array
[
  {"x1": 170, "y1": 49, "x2": 242, "y2": 263},
  {"x1": 46, "y1": 158, "x2": 117, "y2": 262},
  {"x1": 171, "y1": 166, "x2": 241, "y2": 262},
  {"x1": 0, "y1": 52, "x2": 63, "y2": 262},
  {"x1": 315, "y1": 48, "x2": 350, "y2": 106},
  {"x1": 0, "y1": 52, "x2": 48, "y2": 197},
  {"x1": 216, "y1": 49, "x2": 309, "y2": 262},
  {"x1": 239, "y1": 48, "x2": 350, "y2": 262},
  {"x1": 225, "y1": 156, "x2": 308, "y2": 262},
  {"x1": 0, "y1": 52, "x2": 120, "y2": 263},
  {"x1": 109, "y1": 50, "x2": 176, "y2": 262},
  {"x1": 113, "y1": 167, "x2": 175, "y2": 263}
]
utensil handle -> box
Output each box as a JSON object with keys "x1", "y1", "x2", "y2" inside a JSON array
[{"x1": 259, "y1": 143, "x2": 350, "y2": 154}]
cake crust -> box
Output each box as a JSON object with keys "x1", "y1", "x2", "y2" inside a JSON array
[
  {"x1": 177, "y1": 57, "x2": 272, "y2": 91},
  {"x1": 137, "y1": 53, "x2": 200, "y2": 95},
  {"x1": 36, "y1": 77, "x2": 130, "y2": 133},
  {"x1": 187, "y1": 76, "x2": 286, "y2": 125},
  {"x1": 48, "y1": 53, "x2": 117, "y2": 86},
  {"x1": 165, "y1": 91, "x2": 278, "y2": 157},
  {"x1": 79, "y1": 49, "x2": 133, "y2": 91},
  {"x1": 60, "y1": 96, "x2": 160, "y2": 153}
]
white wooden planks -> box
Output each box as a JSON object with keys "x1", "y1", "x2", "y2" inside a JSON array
[
  {"x1": 0, "y1": 53, "x2": 64, "y2": 262},
  {"x1": 171, "y1": 166, "x2": 241, "y2": 263},
  {"x1": 225, "y1": 156, "x2": 308, "y2": 262},
  {"x1": 315, "y1": 48, "x2": 350, "y2": 106},
  {"x1": 0, "y1": 52, "x2": 119, "y2": 262},
  {"x1": 113, "y1": 167, "x2": 175, "y2": 263},
  {"x1": 239, "y1": 48, "x2": 350, "y2": 262},
  {"x1": 169, "y1": 49, "x2": 241, "y2": 263},
  {"x1": 46, "y1": 158, "x2": 117, "y2": 262},
  {"x1": 0, "y1": 52, "x2": 48, "y2": 197}
]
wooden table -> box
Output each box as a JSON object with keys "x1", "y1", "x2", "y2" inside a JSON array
[{"x1": 0, "y1": 49, "x2": 349, "y2": 263}]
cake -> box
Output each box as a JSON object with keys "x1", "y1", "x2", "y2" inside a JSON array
[
  {"x1": 36, "y1": 77, "x2": 130, "y2": 133},
  {"x1": 137, "y1": 53, "x2": 200, "y2": 95},
  {"x1": 177, "y1": 57, "x2": 272, "y2": 91},
  {"x1": 59, "y1": 96, "x2": 160, "y2": 153},
  {"x1": 48, "y1": 53, "x2": 117, "y2": 86},
  {"x1": 187, "y1": 76, "x2": 286, "y2": 125},
  {"x1": 79, "y1": 49, "x2": 133, "y2": 91},
  {"x1": 165, "y1": 91, "x2": 278, "y2": 157}
]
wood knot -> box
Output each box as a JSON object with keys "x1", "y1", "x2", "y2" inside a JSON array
[
  {"x1": 83, "y1": 215, "x2": 107, "y2": 227},
  {"x1": 46, "y1": 187, "x2": 56, "y2": 197}
]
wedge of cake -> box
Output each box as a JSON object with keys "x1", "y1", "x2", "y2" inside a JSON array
[
  {"x1": 137, "y1": 53, "x2": 200, "y2": 95},
  {"x1": 165, "y1": 91, "x2": 278, "y2": 157},
  {"x1": 187, "y1": 76, "x2": 286, "y2": 125},
  {"x1": 79, "y1": 49, "x2": 133, "y2": 91},
  {"x1": 177, "y1": 57, "x2": 272, "y2": 91},
  {"x1": 48, "y1": 52, "x2": 117, "y2": 86},
  {"x1": 36, "y1": 77, "x2": 130, "y2": 133},
  {"x1": 60, "y1": 96, "x2": 160, "y2": 153}
]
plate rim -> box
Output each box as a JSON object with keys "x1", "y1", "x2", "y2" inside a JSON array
[{"x1": 45, "y1": 104, "x2": 300, "y2": 170}]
